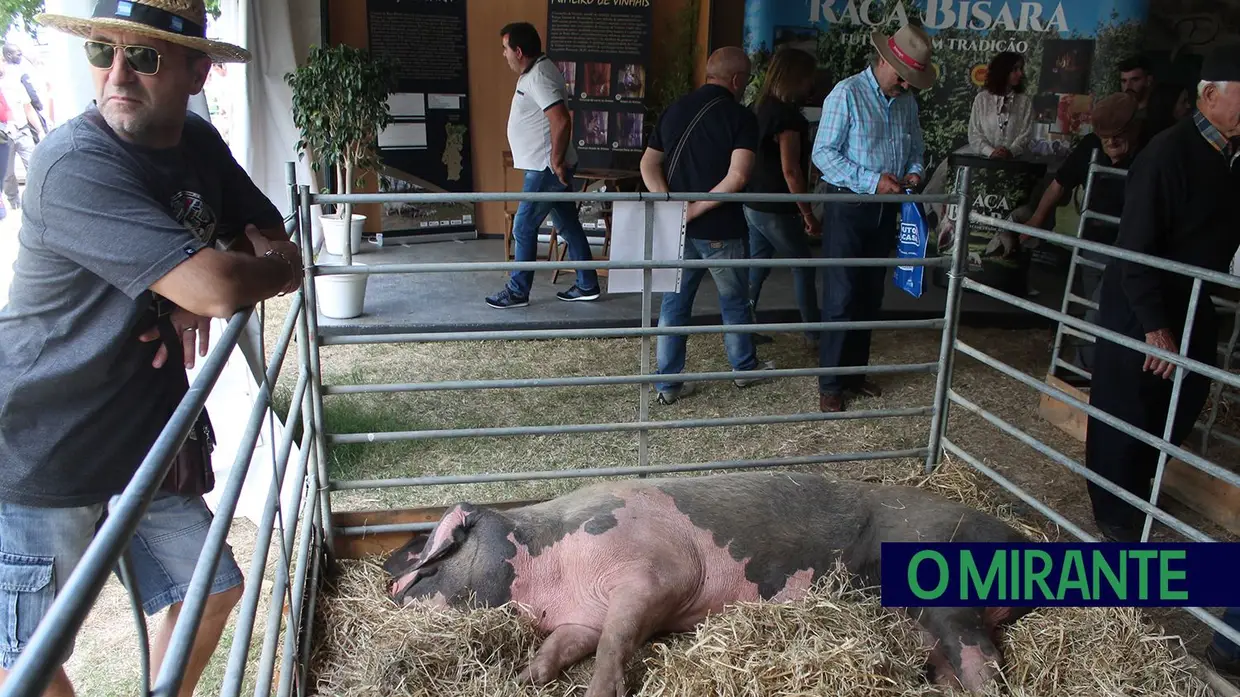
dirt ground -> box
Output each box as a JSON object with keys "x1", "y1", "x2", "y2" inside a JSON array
[{"x1": 42, "y1": 288, "x2": 1239, "y2": 695}]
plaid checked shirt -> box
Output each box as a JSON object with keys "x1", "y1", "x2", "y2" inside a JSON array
[
  {"x1": 1194, "y1": 108, "x2": 1240, "y2": 166},
  {"x1": 811, "y1": 66, "x2": 926, "y2": 195}
]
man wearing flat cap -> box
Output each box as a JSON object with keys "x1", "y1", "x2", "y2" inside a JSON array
[
  {"x1": 1024, "y1": 92, "x2": 1145, "y2": 374},
  {"x1": 810, "y1": 23, "x2": 934, "y2": 413},
  {"x1": 1084, "y1": 46, "x2": 1240, "y2": 547},
  {"x1": 0, "y1": 0, "x2": 302, "y2": 694}
]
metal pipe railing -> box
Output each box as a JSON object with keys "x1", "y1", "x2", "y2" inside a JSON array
[
  {"x1": 0, "y1": 310, "x2": 252, "y2": 697},
  {"x1": 318, "y1": 318, "x2": 942, "y2": 345},
  {"x1": 320, "y1": 319, "x2": 941, "y2": 345},
  {"x1": 151, "y1": 289, "x2": 304, "y2": 697},
  {"x1": 334, "y1": 448, "x2": 930, "y2": 536},
  {"x1": 322, "y1": 361, "x2": 940, "y2": 395},
  {"x1": 925, "y1": 166, "x2": 972, "y2": 471},
  {"x1": 327, "y1": 405, "x2": 931, "y2": 445},
  {"x1": 312, "y1": 255, "x2": 947, "y2": 275},
  {"x1": 311, "y1": 190, "x2": 956, "y2": 205},
  {"x1": 329, "y1": 445, "x2": 929, "y2": 493}
]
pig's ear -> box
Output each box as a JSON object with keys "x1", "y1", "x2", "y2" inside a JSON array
[
  {"x1": 409, "y1": 504, "x2": 477, "y2": 570},
  {"x1": 381, "y1": 533, "x2": 428, "y2": 577}
]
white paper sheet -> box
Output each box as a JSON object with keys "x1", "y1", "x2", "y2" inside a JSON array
[
  {"x1": 427, "y1": 93, "x2": 462, "y2": 110},
  {"x1": 388, "y1": 93, "x2": 426, "y2": 117},
  {"x1": 608, "y1": 201, "x2": 687, "y2": 294},
  {"x1": 378, "y1": 122, "x2": 428, "y2": 149}
]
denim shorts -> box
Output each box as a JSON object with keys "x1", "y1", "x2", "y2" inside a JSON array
[{"x1": 0, "y1": 492, "x2": 244, "y2": 669}]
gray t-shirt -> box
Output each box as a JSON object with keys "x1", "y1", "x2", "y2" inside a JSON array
[{"x1": 0, "y1": 105, "x2": 282, "y2": 507}]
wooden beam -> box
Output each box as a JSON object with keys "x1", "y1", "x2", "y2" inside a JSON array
[
  {"x1": 1163, "y1": 457, "x2": 1240, "y2": 537},
  {"x1": 331, "y1": 499, "x2": 545, "y2": 560},
  {"x1": 1035, "y1": 372, "x2": 1240, "y2": 535},
  {"x1": 1037, "y1": 373, "x2": 1090, "y2": 443}
]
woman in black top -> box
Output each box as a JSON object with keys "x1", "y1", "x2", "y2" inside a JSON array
[{"x1": 744, "y1": 46, "x2": 820, "y2": 348}]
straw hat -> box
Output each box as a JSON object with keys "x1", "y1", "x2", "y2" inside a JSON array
[
  {"x1": 871, "y1": 24, "x2": 936, "y2": 91},
  {"x1": 36, "y1": 0, "x2": 250, "y2": 64},
  {"x1": 1091, "y1": 92, "x2": 1139, "y2": 138}
]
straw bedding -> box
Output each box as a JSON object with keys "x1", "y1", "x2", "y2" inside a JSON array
[{"x1": 308, "y1": 460, "x2": 1216, "y2": 696}]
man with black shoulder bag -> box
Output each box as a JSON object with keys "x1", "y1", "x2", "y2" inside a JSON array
[{"x1": 639, "y1": 46, "x2": 776, "y2": 406}]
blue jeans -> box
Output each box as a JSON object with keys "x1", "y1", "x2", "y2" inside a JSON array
[
  {"x1": 743, "y1": 207, "x2": 819, "y2": 336},
  {"x1": 507, "y1": 167, "x2": 599, "y2": 298},
  {"x1": 1214, "y1": 606, "x2": 1240, "y2": 659},
  {"x1": 655, "y1": 238, "x2": 758, "y2": 392},
  {"x1": 817, "y1": 201, "x2": 898, "y2": 395},
  {"x1": 0, "y1": 492, "x2": 244, "y2": 668}
]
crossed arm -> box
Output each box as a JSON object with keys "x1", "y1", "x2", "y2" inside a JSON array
[{"x1": 640, "y1": 147, "x2": 755, "y2": 221}]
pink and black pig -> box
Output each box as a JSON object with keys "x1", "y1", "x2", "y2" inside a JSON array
[{"x1": 383, "y1": 471, "x2": 1032, "y2": 697}]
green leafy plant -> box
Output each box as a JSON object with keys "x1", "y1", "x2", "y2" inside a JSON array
[
  {"x1": 649, "y1": 0, "x2": 698, "y2": 118},
  {"x1": 2, "y1": 0, "x2": 221, "y2": 35},
  {"x1": 285, "y1": 43, "x2": 397, "y2": 226}
]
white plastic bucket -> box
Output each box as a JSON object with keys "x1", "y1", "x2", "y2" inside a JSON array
[
  {"x1": 316, "y1": 262, "x2": 368, "y2": 319},
  {"x1": 321, "y1": 213, "x2": 365, "y2": 256}
]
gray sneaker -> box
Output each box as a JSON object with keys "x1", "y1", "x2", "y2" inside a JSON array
[
  {"x1": 656, "y1": 382, "x2": 697, "y2": 405},
  {"x1": 734, "y1": 360, "x2": 777, "y2": 388}
]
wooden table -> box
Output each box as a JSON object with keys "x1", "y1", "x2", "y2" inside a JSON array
[{"x1": 552, "y1": 167, "x2": 641, "y2": 283}]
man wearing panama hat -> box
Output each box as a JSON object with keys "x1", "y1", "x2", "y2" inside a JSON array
[
  {"x1": 810, "y1": 23, "x2": 935, "y2": 413},
  {"x1": 0, "y1": 1, "x2": 301, "y2": 694}
]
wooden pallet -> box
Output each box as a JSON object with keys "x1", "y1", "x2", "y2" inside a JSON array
[{"x1": 1036, "y1": 372, "x2": 1240, "y2": 536}]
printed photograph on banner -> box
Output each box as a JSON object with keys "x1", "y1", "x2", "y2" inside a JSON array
[
  {"x1": 377, "y1": 170, "x2": 475, "y2": 233},
  {"x1": 583, "y1": 63, "x2": 611, "y2": 99},
  {"x1": 577, "y1": 110, "x2": 609, "y2": 148},
  {"x1": 1039, "y1": 39, "x2": 1095, "y2": 94},
  {"x1": 555, "y1": 60, "x2": 578, "y2": 95},
  {"x1": 614, "y1": 112, "x2": 645, "y2": 150},
  {"x1": 617, "y1": 63, "x2": 646, "y2": 99}
]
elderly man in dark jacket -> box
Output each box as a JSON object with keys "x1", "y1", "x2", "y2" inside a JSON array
[{"x1": 1084, "y1": 47, "x2": 1240, "y2": 544}]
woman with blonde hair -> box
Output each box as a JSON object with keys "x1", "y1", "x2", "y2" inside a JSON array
[
  {"x1": 745, "y1": 46, "x2": 820, "y2": 349},
  {"x1": 969, "y1": 51, "x2": 1033, "y2": 158}
]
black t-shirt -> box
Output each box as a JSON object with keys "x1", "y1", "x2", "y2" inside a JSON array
[
  {"x1": 1054, "y1": 133, "x2": 1133, "y2": 244},
  {"x1": 649, "y1": 84, "x2": 759, "y2": 240},
  {"x1": 745, "y1": 97, "x2": 810, "y2": 215}
]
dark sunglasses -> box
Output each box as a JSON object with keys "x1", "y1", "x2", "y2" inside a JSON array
[{"x1": 84, "y1": 40, "x2": 162, "y2": 76}]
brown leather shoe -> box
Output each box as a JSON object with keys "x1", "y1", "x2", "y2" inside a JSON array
[
  {"x1": 819, "y1": 393, "x2": 845, "y2": 412},
  {"x1": 850, "y1": 380, "x2": 883, "y2": 398}
]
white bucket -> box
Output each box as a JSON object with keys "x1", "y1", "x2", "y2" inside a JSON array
[
  {"x1": 321, "y1": 213, "x2": 365, "y2": 256},
  {"x1": 316, "y1": 262, "x2": 368, "y2": 319}
]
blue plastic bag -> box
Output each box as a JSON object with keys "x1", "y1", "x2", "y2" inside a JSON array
[{"x1": 893, "y1": 190, "x2": 929, "y2": 298}]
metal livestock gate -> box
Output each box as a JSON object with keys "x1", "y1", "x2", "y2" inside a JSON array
[{"x1": 1, "y1": 162, "x2": 1238, "y2": 697}]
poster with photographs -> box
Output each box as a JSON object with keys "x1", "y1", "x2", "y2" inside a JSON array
[
  {"x1": 547, "y1": 0, "x2": 653, "y2": 172},
  {"x1": 366, "y1": 0, "x2": 475, "y2": 239}
]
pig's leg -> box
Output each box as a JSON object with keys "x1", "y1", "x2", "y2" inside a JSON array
[
  {"x1": 519, "y1": 623, "x2": 601, "y2": 686},
  {"x1": 585, "y1": 581, "x2": 674, "y2": 697},
  {"x1": 914, "y1": 607, "x2": 1003, "y2": 694},
  {"x1": 914, "y1": 621, "x2": 961, "y2": 689}
]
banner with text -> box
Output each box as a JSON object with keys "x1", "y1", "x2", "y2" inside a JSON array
[
  {"x1": 547, "y1": 0, "x2": 654, "y2": 173},
  {"x1": 742, "y1": 0, "x2": 1151, "y2": 170},
  {"x1": 881, "y1": 542, "x2": 1240, "y2": 607},
  {"x1": 367, "y1": 0, "x2": 475, "y2": 239}
]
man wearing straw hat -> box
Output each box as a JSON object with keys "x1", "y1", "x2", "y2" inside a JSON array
[
  {"x1": 1084, "y1": 46, "x2": 1240, "y2": 545},
  {"x1": 811, "y1": 23, "x2": 934, "y2": 413},
  {"x1": 0, "y1": 1, "x2": 301, "y2": 694}
]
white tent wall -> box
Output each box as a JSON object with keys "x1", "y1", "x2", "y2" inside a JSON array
[{"x1": 38, "y1": 0, "x2": 320, "y2": 527}]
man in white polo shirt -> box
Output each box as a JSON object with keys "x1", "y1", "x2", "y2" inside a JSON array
[{"x1": 486, "y1": 21, "x2": 601, "y2": 309}]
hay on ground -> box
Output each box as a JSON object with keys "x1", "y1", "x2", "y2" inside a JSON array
[{"x1": 309, "y1": 460, "x2": 1215, "y2": 697}]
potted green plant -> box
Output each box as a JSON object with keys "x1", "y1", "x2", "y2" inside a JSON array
[{"x1": 286, "y1": 43, "x2": 396, "y2": 318}]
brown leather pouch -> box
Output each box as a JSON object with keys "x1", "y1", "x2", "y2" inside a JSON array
[{"x1": 161, "y1": 410, "x2": 216, "y2": 496}]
